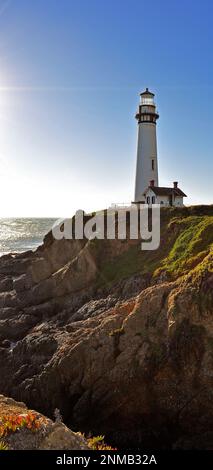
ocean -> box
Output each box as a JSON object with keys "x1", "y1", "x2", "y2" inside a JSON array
[{"x1": 0, "y1": 218, "x2": 56, "y2": 257}]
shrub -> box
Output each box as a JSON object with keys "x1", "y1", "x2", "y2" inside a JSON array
[
  {"x1": 0, "y1": 440, "x2": 8, "y2": 450},
  {"x1": 87, "y1": 435, "x2": 117, "y2": 450},
  {"x1": 0, "y1": 412, "x2": 41, "y2": 439}
]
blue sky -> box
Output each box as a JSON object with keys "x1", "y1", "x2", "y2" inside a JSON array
[{"x1": 0, "y1": 0, "x2": 212, "y2": 216}]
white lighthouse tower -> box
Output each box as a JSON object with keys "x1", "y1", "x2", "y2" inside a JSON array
[{"x1": 134, "y1": 88, "x2": 159, "y2": 202}]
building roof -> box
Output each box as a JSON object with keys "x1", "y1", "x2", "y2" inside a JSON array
[
  {"x1": 140, "y1": 87, "x2": 155, "y2": 97},
  {"x1": 144, "y1": 186, "x2": 187, "y2": 197}
]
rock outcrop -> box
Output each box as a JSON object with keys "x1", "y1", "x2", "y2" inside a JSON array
[{"x1": 0, "y1": 206, "x2": 212, "y2": 449}]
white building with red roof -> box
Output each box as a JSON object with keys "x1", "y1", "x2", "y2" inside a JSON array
[{"x1": 143, "y1": 180, "x2": 187, "y2": 207}]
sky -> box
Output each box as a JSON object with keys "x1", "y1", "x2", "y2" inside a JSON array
[{"x1": 0, "y1": 0, "x2": 212, "y2": 217}]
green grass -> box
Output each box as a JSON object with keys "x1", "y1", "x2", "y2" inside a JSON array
[
  {"x1": 92, "y1": 211, "x2": 213, "y2": 288},
  {"x1": 155, "y1": 216, "x2": 213, "y2": 278},
  {"x1": 95, "y1": 244, "x2": 163, "y2": 287}
]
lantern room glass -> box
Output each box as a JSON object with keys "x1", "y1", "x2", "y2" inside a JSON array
[{"x1": 141, "y1": 96, "x2": 155, "y2": 106}]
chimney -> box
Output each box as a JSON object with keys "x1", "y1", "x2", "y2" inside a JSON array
[
  {"x1": 173, "y1": 181, "x2": 178, "y2": 188},
  {"x1": 150, "y1": 180, "x2": 155, "y2": 187}
]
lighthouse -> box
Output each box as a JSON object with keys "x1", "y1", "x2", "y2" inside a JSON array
[{"x1": 134, "y1": 88, "x2": 159, "y2": 202}]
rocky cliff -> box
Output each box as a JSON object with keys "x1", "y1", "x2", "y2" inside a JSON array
[{"x1": 0, "y1": 206, "x2": 212, "y2": 449}]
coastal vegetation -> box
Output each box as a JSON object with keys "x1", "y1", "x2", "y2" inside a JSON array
[{"x1": 95, "y1": 207, "x2": 213, "y2": 287}]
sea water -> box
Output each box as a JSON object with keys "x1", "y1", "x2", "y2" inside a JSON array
[{"x1": 0, "y1": 218, "x2": 56, "y2": 257}]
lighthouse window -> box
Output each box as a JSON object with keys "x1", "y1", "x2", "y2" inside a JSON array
[
  {"x1": 141, "y1": 98, "x2": 154, "y2": 106},
  {"x1": 152, "y1": 196, "x2": 155, "y2": 204},
  {"x1": 147, "y1": 196, "x2": 150, "y2": 204},
  {"x1": 152, "y1": 159, "x2": 155, "y2": 170}
]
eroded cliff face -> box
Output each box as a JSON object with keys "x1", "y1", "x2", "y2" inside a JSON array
[{"x1": 0, "y1": 206, "x2": 212, "y2": 449}]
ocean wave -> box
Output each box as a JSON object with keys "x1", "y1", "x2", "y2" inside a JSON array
[{"x1": 0, "y1": 218, "x2": 56, "y2": 256}]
